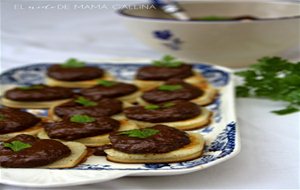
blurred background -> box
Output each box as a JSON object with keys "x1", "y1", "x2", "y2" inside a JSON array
[
  {"x1": 1, "y1": 0, "x2": 299, "y2": 71},
  {"x1": 1, "y1": 0, "x2": 155, "y2": 71}
]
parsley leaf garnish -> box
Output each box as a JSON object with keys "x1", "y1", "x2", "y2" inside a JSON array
[
  {"x1": 162, "y1": 102, "x2": 175, "y2": 108},
  {"x1": 97, "y1": 80, "x2": 117, "y2": 87},
  {"x1": 75, "y1": 96, "x2": 97, "y2": 107},
  {"x1": 18, "y1": 85, "x2": 44, "y2": 90},
  {"x1": 195, "y1": 16, "x2": 230, "y2": 21},
  {"x1": 152, "y1": 55, "x2": 183, "y2": 68},
  {"x1": 61, "y1": 58, "x2": 85, "y2": 68},
  {"x1": 3, "y1": 141, "x2": 32, "y2": 152},
  {"x1": 118, "y1": 128, "x2": 159, "y2": 138},
  {"x1": 158, "y1": 84, "x2": 183, "y2": 91},
  {"x1": 144, "y1": 104, "x2": 160, "y2": 110},
  {"x1": 235, "y1": 57, "x2": 300, "y2": 115},
  {"x1": 0, "y1": 114, "x2": 5, "y2": 121},
  {"x1": 144, "y1": 102, "x2": 175, "y2": 110},
  {"x1": 70, "y1": 114, "x2": 96, "y2": 123}
]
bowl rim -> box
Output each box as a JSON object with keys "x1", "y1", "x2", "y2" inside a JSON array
[{"x1": 117, "y1": 0, "x2": 300, "y2": 23}]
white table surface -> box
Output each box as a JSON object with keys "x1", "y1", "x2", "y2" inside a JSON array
[{"x1": 1, "y1": 1, "x2": 299, "y2": 189}]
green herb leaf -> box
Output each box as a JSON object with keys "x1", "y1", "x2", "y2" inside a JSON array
[
  {"x1": 3, "y1": 141, "x2": 32, "y2": 152},
  {"x1": 118, "y1": 128, "x2": 160, "y2": 138},
  {"x1": 195, "y1": 16, "x2": 230, "y2": 21},
  {"x1": 0, "y1": 114, "x2": 5, "y2": 121},
  {"x1": 75, "y1": 96, "x2": 97, "y2": 107},
  {"x1": 158, "y1": 84, "x2": 183, "y2": 91},
  {"x1": 152, "y1": 55, "x2": 183, "y2": 68},
  {"x1": 61, "y1": 58, "x2": 85, "y2": 68},
  {"x1": 70, "y1": 114, "x2": 96, "y2": 123},
  {"x1": 97, "y1": 80, "x2": 117, "y2": 87},
  {"x1": 144, "y1": 104, "x2": 160, "y2": 110},
  {"x1": 272, "y1": 106, "x2": 299, "y2": 115},
  {"x1": 235, "y1": 57, "x2": 300, "y2": 115},
  {"x1": 162, "y1": 102, "x2": 175, "y2": 108},
  {"x1": 18, "y1": 85, "x2": 44, "y2": 90}
]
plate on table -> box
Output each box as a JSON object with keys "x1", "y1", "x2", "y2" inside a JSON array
[{"x1": 0, "y1": 60, "x2": 240, "y2": 187}]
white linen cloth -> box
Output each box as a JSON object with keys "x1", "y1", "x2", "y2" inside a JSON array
[{"x1": 0, "y1": 0, "x2": 299, "y2": 189}]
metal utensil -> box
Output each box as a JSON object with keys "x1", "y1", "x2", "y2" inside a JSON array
[{"x1": 152, "y1": 0, "x2": 190, "y2": 20}]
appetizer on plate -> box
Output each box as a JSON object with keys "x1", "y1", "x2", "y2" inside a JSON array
[
  {"x1": 138, "y1": 79, "x2": 217, "y2": 106},
  {"x1": 134, "y1": 55, "x2": 206, "y2": 91},
  {"x1": 38, "y1": 114, "x2": 138, "y2": 147},
  {"x1": 48, "y1": 96, "x2": 123, "y2": 120},
  {"x1": 0, "y1": 134, "x2": 87, "y2": 168},
  {"x1": 0, "y1": 108, "x2": 42, "y2": 141},
  {"x1": 80, "y1": 80, "x2": 141, "y2": 103},
  {"x1": 1, "y1": 84, "x2": 74, "y2": 109},
  {"x1": 105, "y1": 125, "x2": 205, "y2": 163},
  {"x1": 46, "y1": 58, "x2": 113, "y2": 88},
  {"x1": 124, "y1": 100, "x2": 211, "y2": 130}
]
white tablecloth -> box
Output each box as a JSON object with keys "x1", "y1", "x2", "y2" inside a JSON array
[{"x1": 1, "y1": 1, "x2": 299, "y2": 189}]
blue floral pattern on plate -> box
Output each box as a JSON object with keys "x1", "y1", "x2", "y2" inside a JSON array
[{"x1": 0, "y1": 62, "x2": 239, "y2": 172}]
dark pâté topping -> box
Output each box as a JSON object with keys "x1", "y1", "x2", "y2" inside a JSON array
[
  {"x1": 4, "y1": 85, "x2": 74, "y2": 101},
  {"x1": 136, "y1": 55, "x2": 193, "y2": 81},
  {"x1": 0, "y1": 134, "x2": 71, "y2": 168},
  {"x1": 125, "y1": 100, "x2": 200, "y2": 123},
  {"x1": 109, "y1": 125, "x2": 191, "y2": 154},
  {"x1": 0, "y1": 108, "x2": 41, "y2": 134}
]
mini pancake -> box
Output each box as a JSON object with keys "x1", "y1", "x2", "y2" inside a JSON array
[
  {"x1": 42, "y1": 141, "x2": 88, "y2": 169},
  {"x1": 124, "y1": 100, "x2": 212, "y2": 130},
  {"x1": 134, "y1": 72, "x2": 206, "y2": 91},
  {"x1": 1, "y1": 85, "x2": 74, "y2": 109},
  {"x1": 0, "y1": 134, "x2": 87, "y2": 168},
  {"x1": 130, "y1": 107, "x2": 212, "y2": 131},
  {"x1": 46, "y1": 61, "x2": 115, "y2": 88},
  {"x1": 45, "y1": 72, "x2": 114, "y2": 88},
  {"x1": 51, "y1": 97, "x2": 123, "y2": 119},
  {"x1": 137, "y1": 80, "x2": 218, "y2": 106},
  {"x1": 0, "y1": 108, "x2": 42, "y2": 141},
  {"x1": 105, "y1": 125, "x2": 205, "y2": 163},
  {"x1": 80, "y1": 80, "x2": 141, "y2": 103},
  {"x1": 48, "y1": 98, "x2": 131, "y2": 121},
  {"x1": 38, "y1": 119, "x2": 138, "y2": 147}
]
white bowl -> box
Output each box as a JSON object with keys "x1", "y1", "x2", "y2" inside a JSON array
[{"x1": 118, "y1": 0, "x2": 300, "y2": 67}]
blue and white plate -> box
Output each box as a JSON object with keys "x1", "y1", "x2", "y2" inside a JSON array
[{"x1": 0, "y1": 60, "x2": 240, "y2": 187}]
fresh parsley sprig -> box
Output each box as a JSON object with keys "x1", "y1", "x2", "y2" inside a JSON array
[
  {"x1": 152, "y1": 55, "x2": 183, "y2": 68},
  {"x1": 3, "y1": 141, "x2": 32, "y2": 152},
  {"x1": 118, "y1": 128, "x2": 159, "y2": 138},
  {"x1": 75, "y1": 96, "x2": 97, "y2": 107},
  {"x1": 61, "y1": 58, "x2": 86, "y2": 68},
  {"x1": 235, "y1": 57, "x2": 300, "y2": 115}
]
